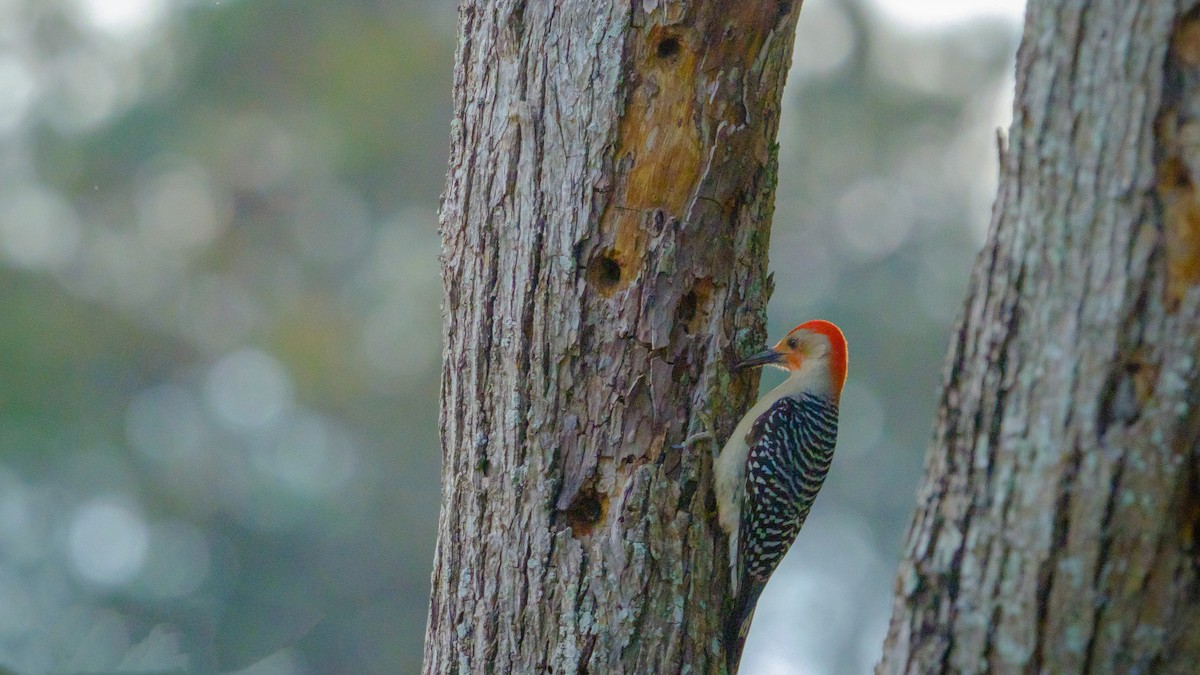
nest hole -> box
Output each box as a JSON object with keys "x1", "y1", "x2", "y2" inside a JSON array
[
  {"x1": 677, "y1": 278, "x2": 713, "y2": 334},
  {"x1": 678, "y1": 291, "x2": 697, "y2": 325},
  {"x1": 562, "y1": 486, "x2": 608, "y2": 537},
  {"x1": 588, "y1": 251, "x2": 623, "y2": 294},
  {"x1": 656, "y1": 36, "x2": 682, "y2": 61}
]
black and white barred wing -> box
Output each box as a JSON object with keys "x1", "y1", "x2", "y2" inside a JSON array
[
  {"x1": 723, "y1": 393, "x2": 838, "y2": 674},
  {"x1": 736, "y1": 392, "x2": 838, "y2": 595}
]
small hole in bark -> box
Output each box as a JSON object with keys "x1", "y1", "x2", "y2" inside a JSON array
[
  {"x1": 677, "y1": 476, "x2": 698, "y2": 511},
  {"x1": 677, "y1": 278, "x2": 713, "y2": 334},
  {"x1": 588, "y1": 251, "x2": 623, "y2": 294},
  {"x1": 1181, "y1": 469, "x2": 1200, "y2": 552},
  {"x1": 678, "y1": 291, "x2": 697, "y2": 325},
  {"x1": 1160, "y1": 156, "x2": 1192, "y2": 190},
  {"x1": 562, "y1": 486, "x2": 607, "y2": 537},
  {"x1": 651, "y1": 208, "x2": 666, "y2": 233},
  {"x1": 656, "y1": 36, "x2": 681, "y2": 60}
]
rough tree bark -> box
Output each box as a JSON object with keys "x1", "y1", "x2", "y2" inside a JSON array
[
  {"x1": 425, "y1": 2, "x2": 803, "y2": 672},
  {"x1": 880, "y1": 2, "x2": 1200, "y2": 673}
]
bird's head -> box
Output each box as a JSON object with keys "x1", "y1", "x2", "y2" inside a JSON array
[{"x1": 734, "y1": 319, "x2": 848, "y2": 400}]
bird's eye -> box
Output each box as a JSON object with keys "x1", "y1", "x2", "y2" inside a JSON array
[{"x1": 786, "y1": 337, "x2": 798, "y2": 349}]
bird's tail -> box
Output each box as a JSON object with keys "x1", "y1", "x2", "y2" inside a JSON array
[{"x1": 724, "y1": 582, "x2": 765, "y2": 675}]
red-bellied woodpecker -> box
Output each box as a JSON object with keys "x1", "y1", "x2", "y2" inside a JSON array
[{"x1": 715, "y1": 319, "x2": 847, "y2": 674}]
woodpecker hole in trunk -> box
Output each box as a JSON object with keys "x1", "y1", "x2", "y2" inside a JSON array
[
  {"x1": 677, "y1": 291, "x2": 698, "y2": 325},
  {"x1": 656, "y1": 35, "x2": 681, "y2": 61},
  {"x1": 677, "y1": 278, "x2": 714, "y2": 334},
  {"x1": 561, "y1": 485, "x2": 607, "y2": 537},
  {"x1": 588, "y1": 251, "x2": 623, "y2": 295}
]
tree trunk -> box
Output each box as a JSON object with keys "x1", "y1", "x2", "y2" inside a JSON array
[
  {"x1": 880, "y1": 2, "x2": 1200, "y2": 673},
  {"x1": 425, "y1": 2, "x2": 803, "y2": 672}
]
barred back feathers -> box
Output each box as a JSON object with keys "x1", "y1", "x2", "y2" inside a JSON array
[{"x1": 724, "y1": 393, "x2": 838, "y2": 674}]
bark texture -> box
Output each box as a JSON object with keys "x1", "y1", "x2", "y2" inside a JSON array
[
  {"x1": 880, "y1": 2, "x2": 1200, "y2": 673},
  {"x1": 426, "y1": 2, "x2": 803, "y2": 672}
]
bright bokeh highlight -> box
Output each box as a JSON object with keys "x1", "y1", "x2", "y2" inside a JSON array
[{"x1": 870, "y1": 0, "x2": 1025, "y2": 29}]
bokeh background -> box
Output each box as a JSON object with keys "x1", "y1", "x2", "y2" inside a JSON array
[{"x1": 0, "y1": 0, "x2": 1022, "y2": 672}]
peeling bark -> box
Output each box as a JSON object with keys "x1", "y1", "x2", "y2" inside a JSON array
[
  {"x1": 880, "y1": 2, "x2": 1200, "y2": 673},
  {"x1": 425, "y1": 2, "x2": 803, "y2": 672}
]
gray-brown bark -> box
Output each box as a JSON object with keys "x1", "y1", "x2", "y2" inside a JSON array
[
  {"x1": 425, "y1": 2, "x2": 803, "y2": 672},
  {"x1": 880, "y1": 2, "x2": 1200, "y2": 673}
]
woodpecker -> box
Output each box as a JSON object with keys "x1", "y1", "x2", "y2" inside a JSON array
[{"x1": 715, "y1": 319, "x2": 847, "y2": 674}]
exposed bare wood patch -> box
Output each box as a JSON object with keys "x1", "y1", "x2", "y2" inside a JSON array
[
  {"x1": 1155, "y1": 148, "x2": 1200, "y2": 311},
  {"x1": 1158, "y1": 11, "x2": 1200, "y2": 312}
]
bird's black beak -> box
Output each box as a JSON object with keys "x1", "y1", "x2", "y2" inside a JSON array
[{"x1": 734, "y1": 348, "x2": 784, "y2": 371}]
